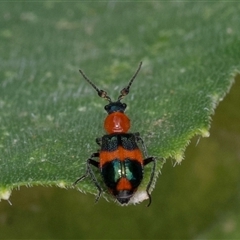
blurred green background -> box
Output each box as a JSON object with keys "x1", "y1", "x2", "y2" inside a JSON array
[{"x1": 1, "y1": 2, "x2": 240, "y2": 239}]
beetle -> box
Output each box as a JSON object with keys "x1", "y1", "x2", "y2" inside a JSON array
[{"x1": 74, "y1": 62, "x2": 156, "y2": 206}]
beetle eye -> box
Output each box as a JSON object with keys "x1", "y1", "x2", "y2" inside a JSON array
[{"x1": 104, "y1": 105, "x2": 110, "y2": 111}]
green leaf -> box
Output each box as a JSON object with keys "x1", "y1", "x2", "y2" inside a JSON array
[{"x1": 0, "y1": 2, "x2": 239, "y2": 204}]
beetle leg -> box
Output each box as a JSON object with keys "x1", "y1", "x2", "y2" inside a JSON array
[
  {"x1": 143, "y1": 156, "x2": 156, "y2": 207},
  {"x1": 74, "y1": 156, "x2": 102, "y2": 203},
  {"x1": 96, "y1": 137, "x2": 102, "y2": 146}
]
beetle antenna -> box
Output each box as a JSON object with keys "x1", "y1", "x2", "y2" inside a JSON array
[
  {"x1": 118, "y1": 61, "x2": 142, "y2": 101},
  {"x1": 79, "y1": 69, "x2": 111, "y2": 102}
]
